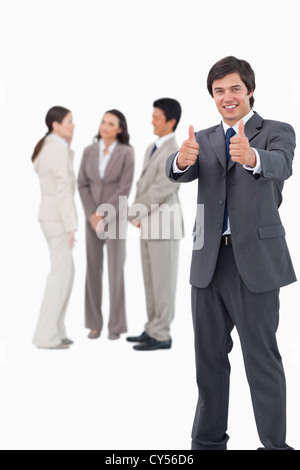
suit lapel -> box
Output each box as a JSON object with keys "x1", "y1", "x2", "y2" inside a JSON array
[
  {"x1": 209, "y1": 124, "x2": 227, "y2": 170},
  {"x1": 245, "y1": 112, "x2": 263, "y2": 142},
  {"x1": 140, "y1": 144, "x2": 155, "y2": 176},
  {"x1": 228, "y1": 112, "x2": 263, "y2": 171},
  {"x1": 141, "y1": 137, "x2": 177, "y2": 177},
  {"x1": 210, "y1": 113, "x2": 264, "y2": 172},
  {"x1": 104, "y1": 142, "x2": 121, "y2": 180},
  {"x1": 91, "y1": 142, "x2": 101, "y2": 180}
]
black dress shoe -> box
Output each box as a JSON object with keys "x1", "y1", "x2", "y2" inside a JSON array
[
  {"x1": 126, "y1": 332, "x2": 150, "y2": 343},
  {"x1": 133, "y1": 338, "x2": 172, "y2": 351}
]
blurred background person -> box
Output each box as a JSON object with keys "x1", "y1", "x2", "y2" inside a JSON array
[
  {"x1": 32, "y1": 106, "x2": 78, "y2": 350},
  {"x1": 78, "y1": 110, "x2": 135, "y2": 340},
  {"x1": 127, "y1": 98, "x2": 184, "y2": 351}
]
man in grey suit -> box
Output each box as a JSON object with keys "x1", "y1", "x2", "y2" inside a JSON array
[
  {"x1": 128, "y1": 98, "x2": 184, "y2": 351},
  {"x1": 166, "y1": 57, "x2": 296, "y2": 450}
]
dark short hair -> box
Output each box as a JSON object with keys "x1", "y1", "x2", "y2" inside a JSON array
[
  {"x1": 153, "y1": 98, "x2": 182, "y2": 132},
  {"x1": 207, "y1": 56, "x2": 256, "y2": 108}
]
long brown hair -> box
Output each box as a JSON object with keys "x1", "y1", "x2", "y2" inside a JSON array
[
  {"x1": 31, "y1": 106, "x2": 71, "y2": 162},
  {"x1": 94, "y1": 109, "x2": 131, "y2": 146}
]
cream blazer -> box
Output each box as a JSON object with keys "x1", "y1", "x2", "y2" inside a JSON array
[{"x1": 34, "y1": 136, "x2": 78, "y2": 232}]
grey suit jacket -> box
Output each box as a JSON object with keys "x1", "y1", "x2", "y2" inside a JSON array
[
  {"x1": 166, "y1": 112, "x2": 297, "y2": 293},
  {"x1": 130, "y1": 136, "x2": 184, "y2": 240},
  {"x1": 78, "y1": 141, "x2": 135, "y2": 226}
]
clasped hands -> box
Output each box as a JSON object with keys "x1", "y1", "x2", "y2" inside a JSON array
[
  {"x1": 177, "y1": 121, "x2": 256, "y2": 170},
  {"x1": 89, "y1": 213, "x2": 104, "y2": 233}
]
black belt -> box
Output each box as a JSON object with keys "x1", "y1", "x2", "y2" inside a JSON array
[{"x1": 221, "y1": 235, "x2": 232, "y2": 246}]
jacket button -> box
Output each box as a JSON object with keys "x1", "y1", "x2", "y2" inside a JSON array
[
  {"x1": 217, "y1": 224, "x2": 222, "y2": 230},
  {"x1": 219, "y1": 199, "x2": 224, "y2": 205}
]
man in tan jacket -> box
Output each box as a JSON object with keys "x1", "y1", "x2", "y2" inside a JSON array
[{"x1": 127, "y1": 98, "x2": 184, "y2": 351}]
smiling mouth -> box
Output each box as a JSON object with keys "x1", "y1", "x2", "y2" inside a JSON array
[{"x1": 223, "y1": 105, "x2": 238, "y2": 109}]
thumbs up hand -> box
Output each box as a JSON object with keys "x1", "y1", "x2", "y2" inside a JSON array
[
  {"x1": 229, "y1": 120, "x2": 257, "y2": 167},
  {"x1": 177, "y1": 125, "x2": 199, "y2": 171}
]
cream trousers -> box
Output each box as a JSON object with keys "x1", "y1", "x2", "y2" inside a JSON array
[{"x1": 33, "y1": 222, "x2": 74, "y2": 348}]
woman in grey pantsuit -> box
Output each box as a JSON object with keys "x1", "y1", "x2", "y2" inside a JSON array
[
  {"x1": 78, "y1": 110, "x2": 134, "y2": 340},
  {"x1": 32, "y1": 106, "x2": 78, "y2": 350}
]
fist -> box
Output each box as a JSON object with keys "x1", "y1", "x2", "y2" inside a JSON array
[
  {"x1": 229, "y1": 120, "x2": 256, "y2": 167},
  {"x1": 177, "y1": 126, "x2": 199, "y2": 171}
]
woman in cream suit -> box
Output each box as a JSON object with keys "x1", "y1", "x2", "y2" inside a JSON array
[
  {"x1": 32, "y1": 106, "x2": 78, "y2": 350},
  {"x1": 78, "y1": 110, "x2": 134, "y2": 340}
]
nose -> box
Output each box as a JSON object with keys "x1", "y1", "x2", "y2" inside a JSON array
[{"x1": 223, "y1": 91, "x2": 235, "y2": 102}]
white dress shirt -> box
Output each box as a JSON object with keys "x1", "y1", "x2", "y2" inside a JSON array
[
  {"x1": 99, "y1": 139, "x2": 118, "y2": 179},
  {"x1": 50, "y1": 133, "x2": 69, "y2": 148},
  {"x1": 155, "y1": 132, "x2": 176, "y2": 149}
]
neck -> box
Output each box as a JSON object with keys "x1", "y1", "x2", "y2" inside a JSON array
[
  {"x1": 102, "y1": 137, "x2": 117, "y2": 147},
  {"x1": 156, "y1": 131, "x2": 173, "y2": 139},
  {"x1": 223, "y1": 109, "x2": 252, "y2": 127},
  {"x1": 52, "y1": 131, "x2": 65, "y2": 139}
]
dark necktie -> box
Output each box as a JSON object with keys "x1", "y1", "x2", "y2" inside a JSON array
[
  {"x1": 223, "y1": 128, "x2": 236, "y2": 233},
  {"x1": 149, "y1": 144, "x2": 157, "y2": 158}
]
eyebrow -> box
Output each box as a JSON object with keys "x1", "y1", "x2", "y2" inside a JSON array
[{"x1": 214, "y1": 84, "x2": 242, "y2": 91}]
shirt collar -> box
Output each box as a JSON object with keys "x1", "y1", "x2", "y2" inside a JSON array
[
  {"x1": 155, "y1": 132, "x2": 176, "y2": 149},
  {"x1": 222, "y1": 109, "x2": 254, "y2": 135},
  {"x1": 99, "y1": 139, "x2": 118, "y2": 154},
  {"x1": 50, "y1": 133, "x2": 69, "y2": 148}
]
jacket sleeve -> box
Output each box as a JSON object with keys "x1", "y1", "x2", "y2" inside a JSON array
[
  {"x1": 166, "y1": 152, "x2": 199, "y2": 183},
  {"x1": 51, "y1": 146, "x2": 78, "y2": 232},
  {"x1": 256, "y1": 121, "x2": 296, "y2": 182},
  {"x1": 130, "y1": 154, "x2": 181, "y2": 221},
  {"x1": 77, "y1": 149, "x2": 97, "y2": 221}
]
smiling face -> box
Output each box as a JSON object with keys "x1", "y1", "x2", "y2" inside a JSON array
[
  {"x1": 152, "y1": 107, "x2": 176, "y2": 137},
  {"x1": 212, "y1": 72, "x2": 253, "y2": 126}
]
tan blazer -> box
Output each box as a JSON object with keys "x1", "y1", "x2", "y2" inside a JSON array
[
  {"x1": 130, "y1": 136, "x2": 184, "y2": 240},
  {"x1": 34, "y1": 136, "x2": 78, "y2": 232},
  {"x1": 77, "y1": 141, "x2": 135, "y2": 223}
]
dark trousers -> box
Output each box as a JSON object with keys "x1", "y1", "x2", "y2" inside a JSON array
[{"x1": 191, "y1": 244, "x2": 293, "y2": 450}]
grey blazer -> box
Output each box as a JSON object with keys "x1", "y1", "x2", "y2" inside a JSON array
[
  {"x1": 130, "y1": 136, "x2": 184, "y2": 240},
  {"x1": 166, "y1": 112, "x2": 297, "y2": 293},
  {"x1": 78, "y1": 141, "x2": 135, "y2": 225}
]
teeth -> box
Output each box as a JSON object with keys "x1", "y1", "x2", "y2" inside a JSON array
[{"x1": 225, "y1": 105, "x2": 237, "y2": 109}]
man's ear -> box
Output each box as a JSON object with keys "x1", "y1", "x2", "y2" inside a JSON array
[{"x1": 168, "y1": 118, "x2": 177, "y2": 131}]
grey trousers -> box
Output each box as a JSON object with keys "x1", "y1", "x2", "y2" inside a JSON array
[
  {"x1": 85, "y1": 222, "x2": 127, "y2": 335},
  {"x1": 191, "y1": 244, "x2": 293, "y2": 450},
  {"x1": 141, "y1": 239, "x2": 180, "y2": 342}
]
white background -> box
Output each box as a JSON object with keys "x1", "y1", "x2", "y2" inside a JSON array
[{"x1": 0, "y1": 0, "x2": 299, "y2": 451}]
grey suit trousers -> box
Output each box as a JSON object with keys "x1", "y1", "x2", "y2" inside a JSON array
[
  {"x1": 141, "y1": 239, "x2": 180, "y2": 342},
  {"x1": 85, "y1": 222, "x2": 127, "y2": 335},
  {"x1": 191, "y1": 244, "x2": 293, "y2": 450}
]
